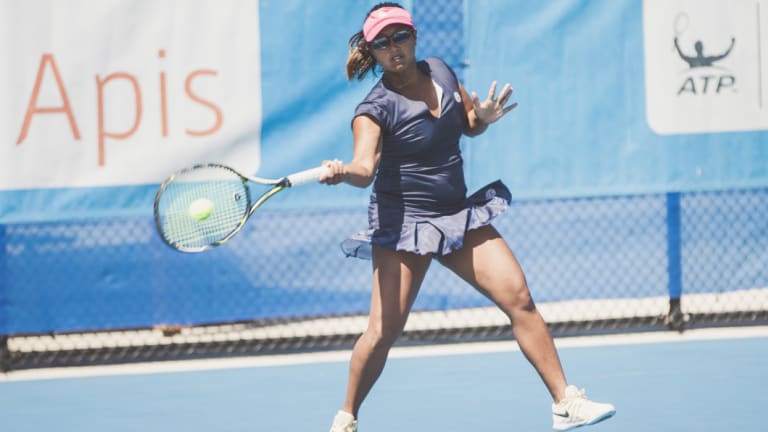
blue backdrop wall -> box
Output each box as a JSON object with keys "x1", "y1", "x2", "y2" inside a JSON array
[{"x1": 1, "y1": 0, "x2": 766, "y2": 334}]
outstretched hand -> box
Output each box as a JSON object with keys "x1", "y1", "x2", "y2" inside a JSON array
[{"x1": 471, "y1": 81, "x2": 517, "y2": 125}]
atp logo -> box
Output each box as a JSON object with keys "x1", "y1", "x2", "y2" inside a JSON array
[
  {"x1": 673, "y1": 13, "x2": 737, "y2": 96},
  {"x1": 643, "y1": 0, "x2": 766, "y2": 134},
  {"x1": 675, "y1": 37, "x2": 735, "y2": 68}
]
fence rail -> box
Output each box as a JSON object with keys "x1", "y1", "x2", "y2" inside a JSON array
[{"x1": 2, "y1": 186, "x2": 766, "y2": 371}]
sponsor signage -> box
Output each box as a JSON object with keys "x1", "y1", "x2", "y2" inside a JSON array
[
  {"x1": 644, "y1": 0, "x2": 768, "y2": 134},
  {"x1": 0, "y1": 0, "x2": 262, "y2": 190}
]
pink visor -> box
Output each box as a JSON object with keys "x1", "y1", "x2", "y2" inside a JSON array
[{"x1": 363, "y1": 6, "x2": 414, "y2": 42}]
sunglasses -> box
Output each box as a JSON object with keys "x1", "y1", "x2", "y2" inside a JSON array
[{"x1": 368, "y1": 29, "x2": 414, "y2": 51}]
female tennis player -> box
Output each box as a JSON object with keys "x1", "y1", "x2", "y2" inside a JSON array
[{"x1": 319, "y1": 3, "x2": 615, "y2": 431}]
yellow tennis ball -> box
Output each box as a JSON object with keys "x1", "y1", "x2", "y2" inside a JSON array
[{"x1": 188, "y1": 198, "x2": 214, "y2": 221}]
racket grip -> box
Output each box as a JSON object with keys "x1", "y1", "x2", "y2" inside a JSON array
[{"x1": 286, "y1": 165, "x2": 329, "y2": 187}]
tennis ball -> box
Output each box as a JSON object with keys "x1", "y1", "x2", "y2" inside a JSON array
[{"x1": 188, "y1": 198, "x2": 214, "y2": 221}]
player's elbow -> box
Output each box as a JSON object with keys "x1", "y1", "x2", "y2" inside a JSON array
[
  {"x1": 344, "y1": 162, "x2": 377, "y2": 188},
  {"x1": 356, "y1": 167, "x2": 377, "y2": 188},
  {"x1": 348, "y1": 176, "x2": 375, "y2": 189}
]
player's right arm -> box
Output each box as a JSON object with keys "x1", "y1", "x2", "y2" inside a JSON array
[{"x1": 321, "y1": 114, "x2": 382, "y2": 188}]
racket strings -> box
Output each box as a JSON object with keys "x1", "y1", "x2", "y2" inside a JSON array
[{"x1": 156, "y1": 167, "x2": 250, "y2": 251}]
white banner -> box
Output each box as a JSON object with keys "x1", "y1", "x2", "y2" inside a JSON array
[
  {"x1": 643, "y1": 0, "x2": 768, "y2": 134},
  {"x1": 0, "y1": 0, "x2": 262, "y2": 190}
]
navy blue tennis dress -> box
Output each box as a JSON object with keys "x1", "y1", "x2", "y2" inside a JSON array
[{"x1": 341, "y1": 57, "x2": 511, "y2": 259}]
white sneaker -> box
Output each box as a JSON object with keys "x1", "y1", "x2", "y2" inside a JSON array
[
  {"x1": 329, "y1": 410, "x2": 357, "y2": 432},
  {"x1": 552, "y1": 385, "x2": 615, "y2": 431}
]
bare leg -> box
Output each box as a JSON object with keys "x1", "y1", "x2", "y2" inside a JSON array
[
  {"x1": 342, "y1": 247, "x2": 432, "y2": 416},
  {"x1": 438, "y1": 225, "x2": 568, "y2": 402}
]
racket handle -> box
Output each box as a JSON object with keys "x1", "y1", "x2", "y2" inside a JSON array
[{"x1": 285, "y1": 165, "x2": 329, "y2": 187}]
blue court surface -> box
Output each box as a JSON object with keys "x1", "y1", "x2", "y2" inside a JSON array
[{"x1": 1, "y1": 327, "x2": 765, "y2": 432}]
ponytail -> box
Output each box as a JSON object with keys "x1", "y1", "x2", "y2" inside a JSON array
[{"x1": 345, "y1": 31, "x2": 376, "y2": 81}]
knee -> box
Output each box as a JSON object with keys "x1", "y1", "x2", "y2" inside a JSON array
[
  {"x1": 362, "y1": 324, "x2": 402, "y2": 352},
  {"x1": 499, "y1": 276, "x2": 536, "y2": 314}
]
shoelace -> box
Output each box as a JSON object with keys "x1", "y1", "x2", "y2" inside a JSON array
[
  {"x1": 561, "y1": 387, "x2": 588, "y2": 405},
  {"x1": 570, "y1": 388, "x2": 587, "y2": 400},
  {"x1": 559, "y1": 388, "x2": 589, "y2": 420}
]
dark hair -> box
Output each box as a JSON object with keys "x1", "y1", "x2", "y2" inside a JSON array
[{"x1": 345, "y1": 2, "x2": 408, "y2": 81}]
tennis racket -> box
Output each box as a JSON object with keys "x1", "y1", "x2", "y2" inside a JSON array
[{"x1": 154, "y1": 163, "x2": 328, "y2": 253}]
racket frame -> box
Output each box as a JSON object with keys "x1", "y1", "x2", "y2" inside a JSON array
[{"x1": 153, "y1": 163, "x2": 325, "y2": 253}]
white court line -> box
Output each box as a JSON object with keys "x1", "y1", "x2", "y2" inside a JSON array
[{"x1": 2, "y1": 325, "x2": 767, "y2": 383}]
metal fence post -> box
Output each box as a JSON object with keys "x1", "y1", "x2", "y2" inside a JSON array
[{"x1": 666, "y1": 192, "x2": 687, "y2": 331}]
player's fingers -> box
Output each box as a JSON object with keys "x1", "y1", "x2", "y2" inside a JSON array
[
  {"x1": 320, "y1": 160, "x2": 340, "y2": 182},
  {"x1": 497, "y1": 84, "x2": 513, "y2": 105},
  {"x1": 487, "y1": 81, "x2": 497, "y2": 101},
  {"x1": 502, "y1": 102, "x2": 519, "y2": 114}
]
